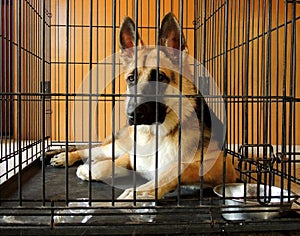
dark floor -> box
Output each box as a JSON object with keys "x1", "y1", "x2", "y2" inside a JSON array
[
  {"x1": 0, "y1": 160, "x2": 147, "y2": 203},
  {"x1": 0, "y1": 153, "x2": 300, "y2": 235},
  {"x1": 0, "y1": 147, "x2": 215, "y2": 204}
]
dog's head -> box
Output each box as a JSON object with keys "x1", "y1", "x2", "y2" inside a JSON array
[{"x1": 119, "y1": 13, "x2": 198, "y2": 130}]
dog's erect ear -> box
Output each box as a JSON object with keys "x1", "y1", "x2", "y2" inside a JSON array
[
  {"x1": 159, "y1": 13, "x2": 187, "y2": 60},
  {"x1": 119, "y1": 17, "x2": 143, "y2": 53}
]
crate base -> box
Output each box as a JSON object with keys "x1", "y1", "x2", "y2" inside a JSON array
[{"x1": 1, "y1": 156, "x2": 300, "y2": 235}]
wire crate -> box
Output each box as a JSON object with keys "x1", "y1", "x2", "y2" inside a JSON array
[{"x1": 1, "y1": 0, "x2": 300, "y2": 235}]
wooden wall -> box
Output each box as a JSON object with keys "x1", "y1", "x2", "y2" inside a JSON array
[
  {"x1": 49, "y1": 0, "x2": 300, "y2": 147},
  {"x1": 197, "y1": 0, "x2": 300, "y2": 147},
  {"x1": 3, "y1": 0, "x2": 52, "y2": 140},
  {"x1": 50, "y1": 0, "x2": 195, "y2": 142}
]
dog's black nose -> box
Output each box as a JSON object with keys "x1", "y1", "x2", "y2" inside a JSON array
[
  {"x1": 127, "y1": 101, "x2": 166, "y2": 125},
  {"x1": 127, "y1": 104, "x2": 146, "y2": 125}
]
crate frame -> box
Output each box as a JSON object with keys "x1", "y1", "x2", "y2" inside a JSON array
[{"x1": 1, "y1": 0, "x2": 300, "y2": 234}]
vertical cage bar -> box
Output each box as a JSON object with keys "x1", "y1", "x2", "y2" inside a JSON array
[
  {"x1": 36, "y1": 0, "x2": 39, "y2": 148},
  {"x1": 256, "y1": 0, "x2": 261, "y2": 147},
  {"x1": 72, "y1": 0, "x2": 76, "y2": 142},
  {"x1": 261, "y1": 0, "x2": 266, "y2": 150},
  {"x1": 111, "y1": 0, "x2": 116, "y2": 205},
  {"x1": 17, "y1": 0, "x2": 23, "y2": 206},
  {"x1": 177, "y1": 0, "x2": 183, "y2": 205},
  {"x1": 275, "y1": 0, "x2": 280, "y2": 167},
  {"x1": 193, "y1": 0, "x2": 197, "y2": 87},
  {"x1": 80, "y1": 0, "x2": 84, "y2": 141},
  {"x1": 216, "y1": 0, "x2": 220, "y2": 116},
  {"x1": 262, "y1": 0, "x2": 269, "y2": 156},
  {"x1": 32, "y1": 2, "x2": 35, "y2": 151},
  {"x1": 41, "y1": 0, "x2": 46, "y2": 206},
  {"x1": 9, "y1": 0, "x2": 13, "y2": 141},
  {"x1": 25, "y1": 1, "x2": 29, "y2": 156},
  {"x1": 56, "y1": 0, "x2": 60, "y2": 141},
  {"x1": 288, "y1": 0, "x2": 297, "y2": 195},
  {"x1": 133, "y1": 0, "x2": 139, "y2": 205},
  {"x1": 265, "y1": 0, "x2": 273, "y2": 187},
  {"x1": 103, "y1": 0, "x2": 107, "y2": 138},
  {"x1": 49, "y1": 0, "x2": 52, "y2": 143},
  {"x1": 242, "y1": 0, "x2": 249, "y2": 151},
  {"x1": 199, "y1": 0, "x2": 207, "y2": 204},
  {"x1": 4, "y1": 0, "x2": 7, "y2": 142},
  {"x1": 266, "y1": 0, "x2": 272, "y2": 155},
  {"x1": 232, "y1": 0, "x2": 237, "y2": 151},
  {"x1": 237, "y1": 0, "x2": 242, "y2": 150},
  {"x1": 194, "y1": 3, "x2": 199, "y2": 193},
  {"x1": 88, "y1": 0, "x2": 93, "y2": 205},
  {"x1": 230, "y1": 0, "x2": 234, "y2": 152},
  {"x1": 250, "y1": 0, "x2": 254, "y2": 148},
  {"x1": 1, "y1": 2, "x2": 8, "y2": 179},
  {"x1": 155, "y1": 0, "x2": 160, "y2": 203},
  {"x1": 222, "y1": 0, "x2": 229, "y2": 193},
  {"x1": 96, "y1": 0, "x2": 99, "y2": 137},
  {"x1": 65, "y1": 0, "x2": 70, "y2": 205},
  {"x1": 281, "y1": 0, "x2": 288, "y2": 193},
  {"x1": 292, "y1": 1, "x2": 297, "y2": 192},
  {"x1": 244, "y1": 0, "x2": 251, "y2": 175}
]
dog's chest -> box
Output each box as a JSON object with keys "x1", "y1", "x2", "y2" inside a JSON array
[{"x1": 129, "y1": 136, "x2": 177, "y2": 180}]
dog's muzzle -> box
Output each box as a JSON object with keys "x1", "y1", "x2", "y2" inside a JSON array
[{"x1": 127, "y1": 100, "x2": 167, "y2": 126}]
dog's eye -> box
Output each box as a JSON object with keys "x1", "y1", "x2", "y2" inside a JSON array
[
  {"x1": 159, "y1": 73, "x2": 165, "y2": 82},
  {"x1": 150, "y1": 69, "x2": 169, "y2": 83},
  {"x1": 127, "y1": 74, "x2": 135, "y2": 83},
  {"x1": 158, "y1": 72, "x2": 169, "y2": 83}
]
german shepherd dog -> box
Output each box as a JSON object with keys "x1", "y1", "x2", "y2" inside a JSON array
[{"x1": 50, "y1": 13, "x2": 238, "y2": 201}]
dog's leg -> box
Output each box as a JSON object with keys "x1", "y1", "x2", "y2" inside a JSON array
[
  {"x1": 117, "y1": 162, "x2": 200, "y2": 200},
  {"x1": 49, "y1": 149, "x2": 83, "y2": 167},
  {"x1": 118, "y1": 153, "x2": 238, "y2": 200},
  {"x1": 50, "y1": 143, "x2": 114, "y2": 167},
  {"x1": 76, "y1": 153, "x2": 132, "y2": 181},
  {"x1": 50, "y1": 127, "x2": 131, "y2": 167}
]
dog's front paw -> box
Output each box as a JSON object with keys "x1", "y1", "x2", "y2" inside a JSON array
[
  {"x1": 50, "y1": 152, "x2": 68, "y2": 167},
  {"x1": 118, "y1": 188, "x2": 154, "y2": 200},
  {"x1": 50, "y1": 151, "x2": 80, "y2": 167},
  {"x1": 76, "y1": 164, "x2": 90, "y2": 180},
  {"x1": 76, "y1": 161, "x2": 111, "y2": 181}
]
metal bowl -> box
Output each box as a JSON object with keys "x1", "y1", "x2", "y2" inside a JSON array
[{"x1": 213, "y1": 183, "x2": 297, "y2": 220}]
